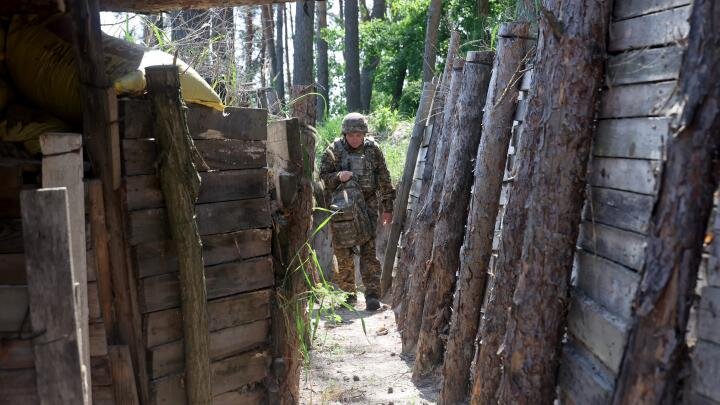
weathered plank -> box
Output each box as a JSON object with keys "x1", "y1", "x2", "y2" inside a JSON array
[
  {"x1": 144, "y1": 289, "x2": 272, "y2": 348},
  {"x1": 87, "y1": 179, "x2": 116, "y2": 341},
  {"x1": 149, "y1": 319, "x2": 270, "y2": 378},
  {"x1": 578, "y1": 221, "x2": 646, "y2": 271},
  {"x1": 125, "y1": 169, "x2": 268, "y2": 211},
  {"x1": 108, "y1": 345, "x2": 139, "y2": 405},
  {"x1": 690, "y1": 340, "x2": 720, "y2": 401},
  {"x1": 214, "y1": 388, "x2": 265, "y2": 405},
  {"x1": 0, "y1": 219, "x2": 24, "y2": 254},
  {"x1": 600, "y1": 81, "x2": 678, "y2": 119},
  {"x1": 134, "y1": 229, "x2": 272, "y2": 279},
  {"x1": 574, "y1": 250, "x2": 641, "y2": 320},
  {"x1": 119, "y1": 99, "x2": 154, "y2": 140},
  {"x1": 91, "y1": 356, "x2": 112, "y2": 387},
  {"x1": 609, "y1": 6, "x2": 691, "y2": 52},
  {"x1": 0, "y1": 369, "x2": 39, "y2": 403},
  {"x1": 0, "y1": 253, "x2": 25, "y2": 284},
  {"x1": 588, "y1": 157, "x2": 661, "y2": 195},
  {"x1": 697, "y1": 287, "x2": 720, "y2": 345},
  {"x1": 607, "y1": 46, "x2": 682, "y2": 86},
  {"x1": 567, "y1": 292, "x2": 629, "y2": 373},
  {"x1": 139, "y1": 256, "x2": 274, "y2": 313},
  {"x1": 128, "y1": 198, "x2": 271, "y2": 245},
  {"x1": 0, "y1": 339, "x2": 33, "y2": 369},
  {"x1": 92, "y1": 385, "x2": 115, "y2": 405},
  {"x1": 149, "y1": 350, "x2": 270, "y2": 405},
  {"x1": 583, "y1": 186, "x2": 655, "y2": 234},
  {"x1": 594, "y1": 118, "x2": 667, "y2": 160},
  {"x1": 88, "y1": 282, "x2": 101, "y2": 322},
  {"x1": 613, "y1": 0, "x2": 691, "y2": 21},
  {"x1": 0, "y1": 285, "x2": 28, "y2": 332},
  {"x1": 20, "y1": 188, "x2": 88, "y2": 404},
  {"x1": 122, "y1": 139, "x2": 266, "y2": 176},
  {"x1": 557, "y1": 341, "x2": 614, "y2": 405},
  {"x1": 90, "y1": 321, "x2": 108, "y2": 357}
]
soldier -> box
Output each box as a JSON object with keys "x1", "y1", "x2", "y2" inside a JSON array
[{"x1": 319, "y1": 112, "x2": 395, "y2": 311}]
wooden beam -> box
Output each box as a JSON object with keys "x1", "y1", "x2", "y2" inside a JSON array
[
  {"x1": 0, "y1": 0, "x2": 65, "y2": 14},
  {"x1": 20, "y1": 188, "x2": 89, "y2": 404},
  {"x1": 98, "y1": 0, "x2": 293, "y2": 12},
  {"x1": 108, "y1": 345, "x2": 139, "y2": 405}
]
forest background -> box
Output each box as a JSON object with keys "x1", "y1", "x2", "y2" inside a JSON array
[{"x1": 101, "y1": 0, "x2": 523, "y2": 182}]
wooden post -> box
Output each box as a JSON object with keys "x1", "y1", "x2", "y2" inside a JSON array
[
  {"x1": 612, "y1": 1, "x2": 720, "y2": 403},
  {"x1": 394, "y1": 60, "x2": 464, "y2": 337},
  {"x1": 108, "y1": 345, "x2": 139, "y2": 404},
  {"x1": 21, "y1": 188, "x2": 89, "y2": 405},
  {"x1": 412, "y1": 51, "x2": 494, "y2": 380},
  {"x1": 145, "y1": 65, "x2": 212, "y2": 405},
  {"x1": 380, "y1": 81, "x2": 436, "y2": 296},
  {"x1": 87, "y1": 179, "x2": 116, "y2": 342},
  {"x1": 439, "y1": 23, "x2": 532, "y2": 405},
  {"x1": 495, "y1": 0, "x2": 611, "y2": 402}
]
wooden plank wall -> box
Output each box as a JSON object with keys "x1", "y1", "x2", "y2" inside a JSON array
[
  {"x1": 557, "y1": 0, "x2": 691, "y2": 403},
  {"x1": 119, "y1": 100, "x2": 272, "y2": 405}
]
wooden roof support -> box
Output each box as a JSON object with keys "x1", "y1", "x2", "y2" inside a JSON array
[{"x1": 99, "y1": 0, "x2": 293, "y2": 13}]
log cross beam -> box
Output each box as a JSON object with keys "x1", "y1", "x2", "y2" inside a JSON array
[{"x1": 146, "y1": 65, "x2": 213, "y2": 405}]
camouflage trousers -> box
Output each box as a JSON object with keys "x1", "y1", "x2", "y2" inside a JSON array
[{"x1": 333, "y1": 210, "x2": 380, "y2": 298}]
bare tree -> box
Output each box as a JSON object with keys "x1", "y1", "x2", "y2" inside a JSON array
[
  {"x1": 360, "y1": 0, "x2": 386, "y2": 112},
  {"x1": 344, "y1": 0, "x2": 362, "y2": 111},
  {"x1": 274, "y1": 4, "x2": 286, "y2": 103},
  {"x1": 421, "y1": 0, "x2": 442, "y2": 82}
]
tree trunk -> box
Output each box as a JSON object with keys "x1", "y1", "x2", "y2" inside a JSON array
[
  {"x1": 477, "y1": 0, "x2": 489, "y2": 17},
  {"x1": 390, "y1": 58, "x2": 407, "y2": 110},
  {"x1": 262, "y1": 5, "x2": 279, "y2": 109},
  {"x1": 380, "y1": 82, "x2": 436, "y2": 295},
  {"x1": 244, "y1": 7, "x2": 256, "y2": 77},
  {"x1": 316, "y1": 0, "x2": 330, "y2": 121},
  {"x1": 516, "y1": 0, "x2": 537, "y2": 23},
  {"x1": 344, "y1": 0, "x2": 362, "y2": 111},
  {"x1": 147, "y1": 66, "x2": 212, "y2": 405},
  {"x1": 293, "y1": 0, "x2": 315, "y2": 87},
  {"x1": 412, "y1": 51, "x2": 493, "y2": 380},
  {"x1": 494, "y1": 0, "x2": 611, "y2": 403},
  {"x1": 421, "y1": 0, "x2": 442, "y2": 82},
  {"x1": 359, "y1": 0, "x2": 386, "y2": 112},
  {"x1": 275, "y1": 4, "x2": 286, "y2": 104},
  {"x1": 439, "y1": 23, "x2": 531, "y2": 405},
  {"x1": 396, "y1": 59, "x2": 464, "y2": 349},
  {"x1": 284, "y1": 4, "x2": 292, "y2": 91},
  {"x1": 612, "y1": 2, "x2": 720, "y2": 403}
]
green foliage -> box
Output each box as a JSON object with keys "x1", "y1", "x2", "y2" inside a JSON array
[
  {"x1": 378, "y1": 135, "x2": 410, "y2": 185},
  {"x1": 368, "y1": 106, "x2": 401, "y2": 139}
]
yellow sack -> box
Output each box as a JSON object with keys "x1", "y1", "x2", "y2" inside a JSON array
[
  {"x1": 7, "y1": 15, "x2": 223, "y2": 123},
  {"x1": 0, "y1": 104, "x2": 71, "y2": 154}
]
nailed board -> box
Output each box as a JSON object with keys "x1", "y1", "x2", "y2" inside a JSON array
[
  {"x1": 607, "y1": 46, "x2": 682, "y2": 86},
  {"x1": 557, "y1": 341, "x2": 614, "y2": 405},
  {"x1": 128, "y1": 198, "x2": 271, "y2": 245},
  {"x1": 697, "y1": 287, "x2": 720, "y2": 345},
  {"x1": 574, "y1": 251, "x2": 641, "y2": 320},
  {"x1": 125, "y1": 169, "x2": 268, "y2": 211},
  {"x1": 594, "y1": 118, "x2": 667, "y2": 160},
  {"x1": 600, "y1": 81, "x2": 677, "y2": 119},
  {"x1": 0, "y1": 285, "x2": 28, "y2": 332},
  {"x1": 589, "y1": 157, "x2": 661, "y2": 195},
  {"x1": 149, "y1": 350, "x2": 269, "y2": 405},
  {"x1": 139, "y1": 256, "x2": 274, "y2": 313},
  {"x1": 613, "y1": 0, "x2": 691, "y2": 20},
  {"x1": 689, "y1": 340, "x2": 720, "y2": 401},
  {"x1": 567, "y1": 292, "x2": 629, "y2": 373},
  {"x1": 144, "y1": 289, "x2": 272, "y2": 348},
  {"x1": 149, "y1": 319, "x2": 270, "y2": 379},
  {"x1": 578, "y1": 221, "x2": 646, "y2": 271},
  {"x1": 134, "y1": 229, "x2": 272, "y2": 279},
  {"x1": 583, "y1": 186, "x2": 655, "y2": 235},
  {"x1": 122, "y1": 139, "x2": 266, "y2": 176},
  {"x1": 609, "y1": 6, "x2": 691, "y2": 52}
]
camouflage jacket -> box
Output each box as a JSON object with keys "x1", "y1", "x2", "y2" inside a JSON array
[{"x1": 319, "y1": 137, "x2": 395, "y2": 213}]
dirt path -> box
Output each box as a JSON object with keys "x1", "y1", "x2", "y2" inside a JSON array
[{"x1": 300, "y1": 293, "x2": 439, "y2": 404}]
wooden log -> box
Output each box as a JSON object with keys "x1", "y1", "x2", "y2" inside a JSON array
[
  {"x1": 144, "y1": 289, "x2": 271, "y2": 348},
  {"x1": 20, "y1": 188, "x2": 88, "y2": 404},
  {"x1": 146, "y1": 66, "x2": 212, "y2": 405},
  {"x1": 87, "y1": 179, "x2": 116, "y2": 340},
  {"x1": 108, "y1": 345, "x2": 139, "y2": 405},
  {"x1": 394, "y1": 59, "x2": 465, "y2": 332},
  {"x1": 600, "y1": 81, "x2": 678, "y2": 119},
  {"x1": 380, "y1": 81, "x2": 436, "y2": 296},
  {"x1": 134, "y1": 229, "x2": 272, "y2": 279},
  {"x1": 609, "y1": 6, "x2": 690, "y2": 52},
  {"x1": 583, "y1": 186, "x2": 655, "y2": 235},
  {"x1": 612, "y1": 3, "x2": 720, "y2": 402},
  {"x1": 128, "y1": 198, "x2": 271, "y2": 245},
  {"x1": 494, "y1": 0, "x2": 612, "y2": 401},
  {"x1": 139, "y1": 256, "x2": 274, "y2": 313},
  {"x1": 607, "y1": 46, "x2": 682, "y2": 86},
  {"x1": 613, "y1": 0, "x2": 690, "y2": 20},
  {"x1": 574, "y1": 251, "x2": 641, "y2": 320},
  {"x1": 440, "y1": 24, "x2": 532, "y2": 404}
]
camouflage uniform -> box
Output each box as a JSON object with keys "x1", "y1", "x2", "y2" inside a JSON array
[{"x1": 319, "y1": 120, "x2": 395, "y2": 298}]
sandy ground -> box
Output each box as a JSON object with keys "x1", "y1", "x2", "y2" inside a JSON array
[{"x1": 299, "y1": 293, "x2": 439, "y2": 404}]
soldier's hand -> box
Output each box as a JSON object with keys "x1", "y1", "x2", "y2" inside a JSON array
[
  {"x1": 382, "y1": 212, "x2": 392, "y2": 225},
  {"x1": 338, "y1": 171, "x2": 353, "y2": 182}
]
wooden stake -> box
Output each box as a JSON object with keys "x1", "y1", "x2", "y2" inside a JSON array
[{"x1": 146, "y1": 65, "x2": 212, "y2": 405}]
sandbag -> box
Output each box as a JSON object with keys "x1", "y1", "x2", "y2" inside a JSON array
[
  {"x1": 7, "y1": 15, "x2": 223, "y2": 123},
  {"x1": 0, "y1": 104, "x2": 71, "y2": 154}
]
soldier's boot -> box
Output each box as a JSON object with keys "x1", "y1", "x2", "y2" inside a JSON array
[
  {"x1": 334, "y1": 247, "x2": 357, "y2": 305},
  {"x1": 359, "y1": 239, "x2": 382, "y2": 311}
]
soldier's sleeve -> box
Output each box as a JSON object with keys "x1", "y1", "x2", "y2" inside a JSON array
[
  {"x1": 319, "y1": 147, "x2": 342, "y2": 191},
  {"x1": 373, "y1": 145, "x2": 396, "y2": 213}
]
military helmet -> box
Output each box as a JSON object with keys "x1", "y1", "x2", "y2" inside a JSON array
[{"x1": 342, "y1": 112, "x2": 369, "y2": 134}]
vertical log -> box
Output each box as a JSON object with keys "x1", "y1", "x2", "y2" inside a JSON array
[
  {"x1": 87, "y1": 179, "x2": 116, "y2": 343},
  {"x1": 412, "y1": 51, "x2": 494, "y2": 380},
  {"x1": 146, "y1": 66, "x2": 212, "y2": 405},
  {"x1": 612, "y1": 1, "x2": 720, "y2": 403},
  {"x1": 315, "y1": 0, "x2": 329, "y2": 121},
  {"x1": 394, "y1": 61, "x2": 464, "y2": 334},
  {"x1": 496, "y1": 0, "x2": 611, "y2": 402},
  {"x1": 440, "y1": 23, "x2": 532, "y2": 405},
  {"x1": 21, "y1": 188, "x2": 89, "y2": 405},
  {"x1": 421, "y1": 0, "x2": 442, "y2": 82},
  {"x1": 275, "y1": 3, "x2": 286, "y2": 103},
  {"x1": 380, "y1": 81, "x2": 437, "y2": 296}
]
